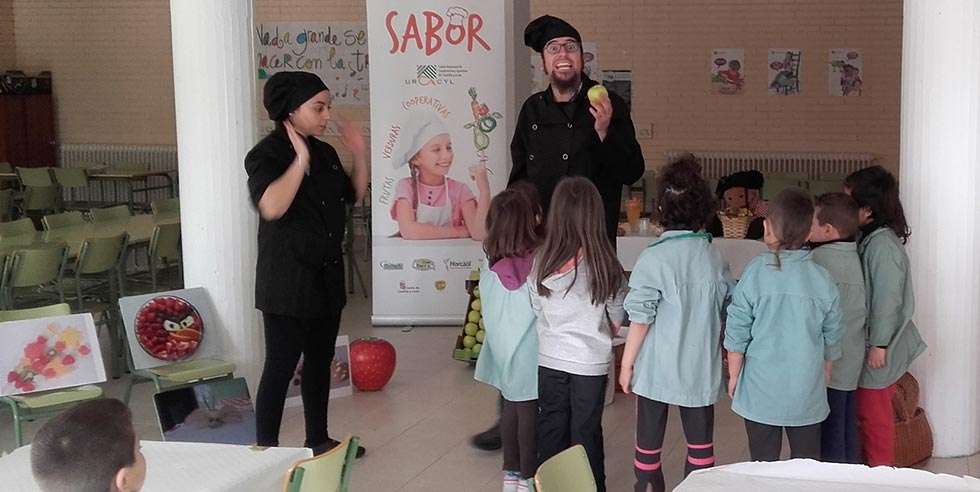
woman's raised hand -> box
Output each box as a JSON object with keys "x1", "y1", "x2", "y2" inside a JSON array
[
  {"x1": 337, "y1": 117, "x2": 368, "y2": 158},
  {"x1": 284, "y1": 120, "x2": 310, "y2": 171}
]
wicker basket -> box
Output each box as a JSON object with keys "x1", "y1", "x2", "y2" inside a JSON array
[
  {"x1": 717, "y1": 212, "x2": 752, "y2": 239},
  {"x1": 892, "y1": 372, "x2": 933, "y2": 467}
]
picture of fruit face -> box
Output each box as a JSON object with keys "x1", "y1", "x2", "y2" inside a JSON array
[{"x1": 134, "y1": 296, "x2": 204, "y2": 361}]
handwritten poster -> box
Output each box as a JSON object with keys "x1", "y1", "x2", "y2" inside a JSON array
[{"x1": 254, "y1": 22, "x2": 370, "y2": 106}]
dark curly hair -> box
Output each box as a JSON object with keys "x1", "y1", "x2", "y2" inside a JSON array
[
  {"x1": 653, "y1": 153, "x2": 716, "y2": 231},
  {"x1": 844, "y1": 165, "x2": 910, "y2": 243}
]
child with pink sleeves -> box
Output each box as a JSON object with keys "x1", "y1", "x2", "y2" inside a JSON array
[{"x1": 390, "y1": 110, "x2": 490, "y2": 240}]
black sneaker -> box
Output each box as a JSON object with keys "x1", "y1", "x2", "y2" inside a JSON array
[
  {"x1": 470, "y1": 422, "x2": 501, "y2": 451},
  {"x1": 313, "y1": 438, "x2": 366, "y2": 459}
]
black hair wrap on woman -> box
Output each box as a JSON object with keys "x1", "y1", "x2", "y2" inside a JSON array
[{"x1": 262, "y1": 71, "x2": 328, "y2": 122}]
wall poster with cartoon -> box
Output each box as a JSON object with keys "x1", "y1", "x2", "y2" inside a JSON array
[
  {"x1": 829, "y1": 49, "x2": 863, "y2": 96},
  {"x1": 367, "y1": 1, "x2": 509, "y2": 324},
  {"x1": 768, "y1": 49, "x2": 803, "y2": 95},
  {"x1": 711, "y1": 49, "x2": 745, "y2": 95}
]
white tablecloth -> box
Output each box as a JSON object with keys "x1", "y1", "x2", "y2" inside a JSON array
[
  {"x1": 0, "y1": 440, "x2": 311, "y2": 492},
  {"x1": 676, "y1": 459, "x2": 980, "y2": 491},
  {"x1": 617, "y1": 235, "x2": 768, "y2": 279}
]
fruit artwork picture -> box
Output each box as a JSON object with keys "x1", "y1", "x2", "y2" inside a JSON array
[
  {"x1": 135, "y1": 296, "x2": 204, "y2": 362},
  {"x1": 0, "y1": 313, "x2": 106, "y2": 397},
  {"x1": 119, "y1": 288, "x2": 223, "y2": 370}
]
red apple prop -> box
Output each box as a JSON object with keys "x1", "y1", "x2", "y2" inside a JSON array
[{"x1": 349, "y1": 337, "x2": 396, "y2": 391}]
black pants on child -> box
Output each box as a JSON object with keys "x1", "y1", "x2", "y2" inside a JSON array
[
  {"x1": 744, "y1": 419, "x2": 821, "y2": 461},
  {"x1": 821, "y1": 388, "x2": 859, "y2": 463},
  {"x1": 255, "y1": 310, "x2": 340, "y2": 450},
  {"x1": 537, "y1": 366, "x2": 608, "y2": 491},
  {"x1": 502, "y1": 399, "x2": 537, "y2": 479},
  {"x1": 634, "y1": 396, "x2": 715, "y2": 492}
]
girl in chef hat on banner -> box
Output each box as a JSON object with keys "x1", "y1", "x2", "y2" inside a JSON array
[{"x1": 390, "y1": 109, "x2": 490, "y2": 240}]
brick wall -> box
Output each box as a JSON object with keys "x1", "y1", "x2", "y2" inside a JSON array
[
  {"x1": 9, "y1": 0, "x2": 902, "y2": 171},
  {"x1": 12, "y1": 0, "x2": 176, "y2": 145},
  {"x1": 531, "y1": 0, "x2": 903, "y2": 170},
  {"x1": 0, "y1": 0, "x2": 15, "y2": 70}
]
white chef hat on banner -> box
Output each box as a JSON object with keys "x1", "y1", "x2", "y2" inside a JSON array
[{"x1": 391, "y1": 109, "x2": 450, "y2": 170}]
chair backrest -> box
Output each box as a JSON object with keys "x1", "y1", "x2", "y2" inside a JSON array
[
  {"x1": 0, "y1": 218, "x2": 37, "y2": 238},
  {"x1": 90, "y1": 205, "x2": 132, "y2": 223},
  {"x1": 0, "y1": 302, "x2": 71, "y2": 322},
  {"x1": 42, "y1": 211, "x2": 86, "y2": 231},
  {"x1": 51, "y1": 167, "x2": 90, "y2": 188},
  {"x1": 0, "y1": 161, "x2": 13, "y2": 173},
  {"x1": 6, "y1": 245, "x2": 68, "y2": 289},
  {"x1": 22, "y1": 185, "x2": 61, "y2": 212},
  {"x1": 76, "y1": 233, "x2": 128, "y2": 275},
  {"x1": 151, "y1": 198, "x2": 179, "y2": 217},
  {"x1": 0, "y1": 189, "x2": 15, "y2": 221},
  {"x1": 283, "y1": 435, "x2": 359, "y2": 492},
  {"x1": 534, "y1": 445, "x2": 597, "y2": 492},
  {"x1": 150, "y1": 223, "x2": 181, "y2": 261},
  {"x1": 16, "y1": 167, "x2": 54, "y2": 187}
]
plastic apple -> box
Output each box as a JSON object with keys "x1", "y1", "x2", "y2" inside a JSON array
[
  {"x1": 475, "y1": 330, "x2": 485, "y2": 343},
  {"x1": 349, "y1": 337, "x2": 396, "y2": 392},
  {"x1": 471, "y1": 299, "x2": 481, "y2": 311},
  {"x1": 472, "y1": 343, "x2": 482, "y2": 355},
  {"x1": 463, "y1": 335, "x2": 477, "y2": 349},
  {"x1": 467, "y1": 311, "x2": 481, "y2": 323},
  {"x1": 464, "y1": 322, "x2": 479, "y2": 336},
  {"x1": 587, "y1": 84, "x2": 609, "y2": 105}
]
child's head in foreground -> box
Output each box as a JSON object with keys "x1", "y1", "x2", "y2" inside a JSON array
[
  {"x1": 31, "y1": 398, "x2": 145, "y2": 492},
  {"x1": 809, "y1": 192, "x2": 860, "y2": 243}
]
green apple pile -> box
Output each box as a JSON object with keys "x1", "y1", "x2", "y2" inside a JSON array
[{"x1": 462, "y1": 286, "x2": 485, "y2": 358}]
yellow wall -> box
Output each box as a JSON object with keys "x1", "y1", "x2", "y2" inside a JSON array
[{"x1": 9, "y1": 0, "x2": 902, "y2": 170}]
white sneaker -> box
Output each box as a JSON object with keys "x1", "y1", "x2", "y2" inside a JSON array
[{"x1": 503, "y1": 471, "x2": 520, "y2": 492}]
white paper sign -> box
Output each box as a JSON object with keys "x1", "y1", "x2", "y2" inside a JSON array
[{"x1": 1, "y1": 314, "x2": 105, "y2": 397}]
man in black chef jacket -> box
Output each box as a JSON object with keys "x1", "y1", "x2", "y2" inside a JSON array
[
  {"x1": 509, "y1": 15, "x2": 645, "y2": 242},
  {"x1": 471, "y1": 14, "x2": 646, "y2": 455}
]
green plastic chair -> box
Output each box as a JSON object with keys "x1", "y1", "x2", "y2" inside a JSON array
[
  {"x1": 0, "y1": 161, "x2": 13, "y2": 173},
  {"x1": 2, "y1": 245, "x2": 68, "y2": 309},
  {"x1": 0, "y1": 217, "x2": 36, "y2": 238},
  {"x1": 42, "y1": 211, "x2": 86, "y2": 231},
  {"x1": 284, "y1": 435, "x2": 360, "y2": 492},
  {"x1": 534, "y1": 445, "x2": 597, "y2": 492},
  {"x1": 16, "y1": 167, "x2": 54, "y2": 187},
  {"x1": 148, "y1": 223, "x2": 181, "y2": 290},
  {"x1": 762, "y1": 174, "x2": 805, "y2": 201},
  {"x1": 806, "y1": 178, "x2": 844, "y2": 197},
  {"x1": 151, "y1": 197, "x2": 179, "y2": 218},
  {"x1": 90, "y1": 204, "x2": 132, "y2": 223},
  {"x1": 0, "y1": 302, "x2": 104, "y2": 448},
  {"x1": 65, "y1": 233, "x2": 129, "y2": 377},
  {"x1": 52, "y1": 167, "x2": 94, "y2": 210},
  {"x1": 21, "y1": 185, "x2": 61, "y2": 215}
]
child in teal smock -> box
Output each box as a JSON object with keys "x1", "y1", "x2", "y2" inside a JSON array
[
  {"x1": 845, "y1": 166, "x2": 926, "y2": 466},
  {"x1": 620, "y1": 155, "x2": 729, "y2": 491},
  {"x1": 472, "y1": 186, "x2": 542, "y2": 492},
  {"x1": 808, "y1": 192, "x2": 868, "y2": 464},
  {"x1": 725, "y1": 188, "x2": 843, "y2": 462}
]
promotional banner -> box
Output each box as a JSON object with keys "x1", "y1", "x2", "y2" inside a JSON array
[{"x1": 368, "y1": 1, "x2": 509, "y2": 325}]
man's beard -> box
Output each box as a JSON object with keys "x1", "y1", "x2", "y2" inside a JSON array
[{"x1": 549, "y1": 69, "x2": 581, "y2": 93}]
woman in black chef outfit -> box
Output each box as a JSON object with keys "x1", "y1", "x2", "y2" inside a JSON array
[{"x1": 245, "y1": 71, "x2": 368, "y2": 456}]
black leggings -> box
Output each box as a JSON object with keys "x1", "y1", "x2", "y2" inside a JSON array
[
  {"x1": 634, "y1": 396, "x2": 715, "y2": 492},
  {"x1": 744, "y1": 419, "x2": 821, "y2": 461},
  {"x1": 255, "y1": 310, "x2": 341, "y2": 449},
  {"x1": 501, "y1": 399, "x2": 537, "y2": 479}
]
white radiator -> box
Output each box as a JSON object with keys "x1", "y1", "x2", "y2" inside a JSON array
[
  {"x1": 664, "y1": 151, "x2": 876, "y2": 180},
  {"x1": 58, "y1": 144, "x2": 178, "y2": 206}
]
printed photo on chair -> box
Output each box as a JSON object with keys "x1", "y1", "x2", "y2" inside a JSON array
[
  {"x1": 118, "y1": 287, "x2": 223, "y2": 370},
  {"x1": 0, "y1": 313, "x2": 105, "y2": 397}
]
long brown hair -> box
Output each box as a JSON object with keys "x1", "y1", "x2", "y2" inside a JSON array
[
  {"x1": 484, "y1": 186, "x2": 542, "y2": 266},
  {"x1": 535, "y1": 177, "x2": 624, "y2": 305},
  {"x1": 844, "y1": 165, "x2": 910, "y2": 243}
]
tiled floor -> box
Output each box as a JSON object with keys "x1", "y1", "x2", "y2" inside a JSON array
[{"x1": 1, "y1": 250, "x2": 978, "y2": 490}]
